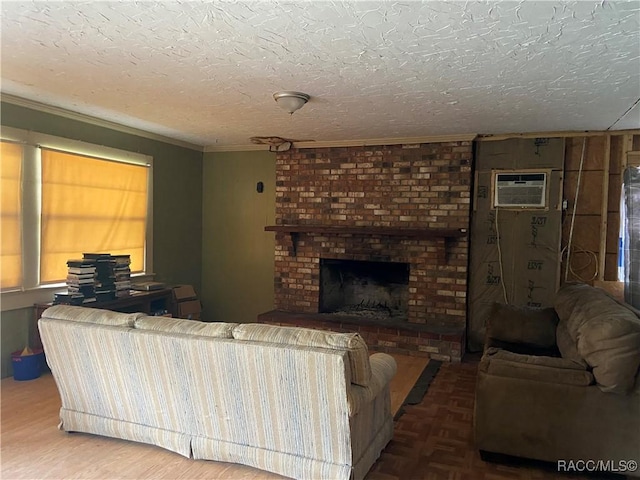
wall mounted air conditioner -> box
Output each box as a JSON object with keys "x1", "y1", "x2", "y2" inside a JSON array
[{"x1": 493, "y1": 172, "x2": 547, "y2": 208}]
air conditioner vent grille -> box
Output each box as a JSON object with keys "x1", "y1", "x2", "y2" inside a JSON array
[{"x1": 494, "y1": 172, "x2": 547, "y2": 208}]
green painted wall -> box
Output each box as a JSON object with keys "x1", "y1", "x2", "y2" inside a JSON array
[
  {"x1": 202, "y1": 151, "x2": 276, "y2": 322},
  {"x1": 0, "y1": 308, "x2": 32, "y2": 378},
  {"x1": 1, "y1": 102, "x2": 204, "y2": 377}
]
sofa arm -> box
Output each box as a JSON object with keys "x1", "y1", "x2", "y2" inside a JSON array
[
  {"x1": 486, "y1": 303, "x2": 559, "y2": 351},
  {"x1": 480, "y1": 348, "x2": 594, "y2": 387},
  {"x1": 347, "y1": 353, "x2": 397, "y2": 416}
]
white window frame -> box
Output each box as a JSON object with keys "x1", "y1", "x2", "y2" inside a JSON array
[{"x1": 0, "y1": 126, "x2": 154, "y2": 311}]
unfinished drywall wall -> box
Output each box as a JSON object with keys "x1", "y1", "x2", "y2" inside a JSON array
[
  {"x1": 468, "y1": 138, "x2": 564, "y2": 351},
  {"x1": 561, "y1": 135, "x2": 639, "y2": 285},
  {"x1": 562, "y1": 133, "x2": 640, "y2": 306}
]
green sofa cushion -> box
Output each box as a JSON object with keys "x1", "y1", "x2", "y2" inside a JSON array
[
  {"x1": 482, "y1": 348, "x2": 594, "y2": 386},
  {"x1": 555, "y1": 284, "x2": 640, "y2": 394},
  {"x1": 486, "y1": 303, "x2": 559, "y2": 349},
  {"x1": 556, "y1": 322, "x2": 588, "y2": 367}
]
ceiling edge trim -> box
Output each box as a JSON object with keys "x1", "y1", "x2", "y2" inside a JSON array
[
  {"x1": 204, "y1": 144, "x2": 271, "y2": 153},
  {"x1": 477, "y1": 130, "x2": 640, "y2": 141},
  {"x1": 1, "y1": 94, "x2": 205, "y2": 152},
  {"x1": 295, "y1": 134, "x2": 478, "y2": 148},
  {"x1": 204, "y1": 134, "x2": 478, "y2": 152}
]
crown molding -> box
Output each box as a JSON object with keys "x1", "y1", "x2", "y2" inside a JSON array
[
  {"x1": 294, "y1": 134, "x2": 478, "y2": 149},
  {"x1": 477, "y1": 129, "x2": 640, "y2": 141},
  {"x1": 10, "y1": 93, "x2": 632, "y2": 153},
  {"x1": 203, "y1": 134, "x2": 478, "y2": 152},
  {"x1": 204, "y1": 144, "x2": 271, "y2": 153},
  {"x1": 1, "y1": 93, "x2": 205, "y2": 152}
]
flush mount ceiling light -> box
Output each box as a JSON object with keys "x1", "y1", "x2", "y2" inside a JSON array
[{"x1": 273, "y1": 91, "x2": 310, "y2": 114}]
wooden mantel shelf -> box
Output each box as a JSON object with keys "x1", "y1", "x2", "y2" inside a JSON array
[
  {"x1": 264, "y1": 224, "x2": 467, "y2": 258},
  {"x1": 265, "y1": 225, "x2": 467, "y2": 238}
]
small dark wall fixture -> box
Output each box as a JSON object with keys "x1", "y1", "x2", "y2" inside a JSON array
[{"x1": 256, "y1": 181, "x2": 264, "y2": 193}]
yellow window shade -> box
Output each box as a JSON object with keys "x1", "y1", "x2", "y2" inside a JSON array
[
  {"x1": 40, "y1": 149, "x2": 148, "y2": 283},
  {"x1": 1, "y1": 142, "x2": 23, "y2": 289}
]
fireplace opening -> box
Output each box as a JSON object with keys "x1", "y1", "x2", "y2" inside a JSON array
[{"x1": 319, "y1": 259, "x2": 410, "y2": 320}]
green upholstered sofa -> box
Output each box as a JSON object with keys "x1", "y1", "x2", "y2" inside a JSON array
[
  {"x1": 474, "y1": 283, "x2": 640, "y2": 477},
  {"x1": 39, "y1": 305, "x2": 397, "y2": 480}
]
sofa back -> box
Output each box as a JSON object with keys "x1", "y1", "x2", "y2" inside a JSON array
[
  {"x1": 554, "y1": 284, "x2": 640, "y2": 394},
  {"x1": 39, "y1": 305, "x2": 367, "y2": 466}
]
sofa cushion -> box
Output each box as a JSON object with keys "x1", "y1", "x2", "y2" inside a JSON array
[
  {"x1": 346, "y1": 353, "x2": 397, "y2": 416},
  {"x1": 482, "y1": 348, "x2": 594, "y2": 386},
  {"x1": 485, "y1": 338, "x2": 560, "y2": 357},
  {"x1": 485, "y1": 347, "x2": 587, "y2": 370},
  {"x1": 554, "y1": 283, "x2": 640, "y2": 394},
  {"x1": 232, "y1": 324, "x2": 371, "y2": 387},
  {"x1": 555, "y1": 322, "x2": 588, "y2": 367},
  {"x1": 41, "y1": 305, "x2": 143, "y2": 327},
  {"x1": 134, "y1": 316, "x2": 237, "y2": 338},
  {"x1": 486, "y1": 303, "x2": 559, "y2": 349}
]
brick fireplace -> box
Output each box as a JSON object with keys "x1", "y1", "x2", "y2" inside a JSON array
[{"x1": 259, "y1": 141, "x2": 473, "y2": 361}]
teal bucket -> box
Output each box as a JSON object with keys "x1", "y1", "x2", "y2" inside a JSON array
[{"x1": 11, "y1": 349, "x2": 44, "y2": 381}]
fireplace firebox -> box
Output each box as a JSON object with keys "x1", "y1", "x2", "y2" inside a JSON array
[{"x1": 319, "y1": 259, "x2": 410, "y2": 321}]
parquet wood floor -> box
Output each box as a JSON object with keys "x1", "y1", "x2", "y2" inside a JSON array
[
  {"x1": 0, "y1": 354, "x2": 424, "y2": 479},
  {"x1": 1, "y1": 355, "x2": 622, "y2": 479},
  {"x1": 367, "y1": 356, "x2": 622, "y2": 480}
]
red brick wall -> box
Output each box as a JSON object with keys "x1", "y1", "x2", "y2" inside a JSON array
[{"x1": 273, "y1": 142, "x2": 472, "y2": 330}]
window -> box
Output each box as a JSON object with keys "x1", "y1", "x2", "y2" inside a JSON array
[
  {"x1": 1, "y1": 142, "x2": 23, "y2": 289},
  {"x1": 40, "y1": 148, "x2": 148, "y2": 283},
  {"x1": 0, "y1": 127, "x2": 152, "y2": 298}
]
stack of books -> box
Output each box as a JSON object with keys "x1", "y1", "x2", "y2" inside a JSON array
[
  {"x1": 84, "y1": 253, "x2": 117, "y2": 301},
  {"x1": 53, "y1": 290, "x2": 85, "y2": 305},
  {"x1": 52, "y1": 253, "x2": 135, "y2": 305},
  {"x1": 113, "y1": 255, "x2": 132, "y2": 298},
  {"x1": 56, "y1": 259, "x2": 98, "y2": 304}
]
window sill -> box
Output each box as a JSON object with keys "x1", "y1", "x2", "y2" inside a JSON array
[{"x1": 0, "y1": 273, "x2": 156, "y2": 312}]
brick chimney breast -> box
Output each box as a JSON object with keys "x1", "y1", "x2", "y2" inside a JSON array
[{"x1": 268, "y1": 142, "x2": 473, "y2": 360}]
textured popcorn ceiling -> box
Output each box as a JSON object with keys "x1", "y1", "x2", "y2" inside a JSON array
[{"x1": 1, "y1": 1, "x2": 639, "y2": 149}]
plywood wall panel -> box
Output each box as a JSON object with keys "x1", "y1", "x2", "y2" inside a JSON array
[
  {"x1": 610, "y1": 136, "x2": 624, "y2": 175},
  {"x1": 564, "y1": 170, "x2": 605, "y2": 215},
  {"x1": 585, "y1": 136, "x2": 607, "y2": 170},
  {"x1": 563, "y1": 249, "x2": 599, "y2": 283},
  {"x1": 562, "y1": 215, "x2": 601, "y2": 253},
  {"x1": 606, "y1": 212, "x2": 621, "y2": 254},
  {"x1": 608, "y1": 174, "x2": 622, "y2": 210},
  {"x1": 565, "y1": 137, "x2": 605, "y2": 171},
  {"x1": 605, "y1": 254, "x2": 620, "y2": 281},
  {"x1": 564, "y1": 138, "x2": 582, "y2": 172}
]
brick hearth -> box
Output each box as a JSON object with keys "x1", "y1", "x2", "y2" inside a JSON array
[
  {"x1": 257, "y1": 310, "x2": 465, "y2": 362},
  {"x1": 262, "y1": 141, "x2": 473, "y2": 361}
]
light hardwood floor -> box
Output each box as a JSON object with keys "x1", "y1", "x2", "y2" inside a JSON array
[{"x1": 1, "y1": 354, "x2": 428, "y2": 480}]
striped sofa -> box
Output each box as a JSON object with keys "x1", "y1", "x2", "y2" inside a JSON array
[{"x1": 39, "y1": 305, "x2": 397, "y2": 480}]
